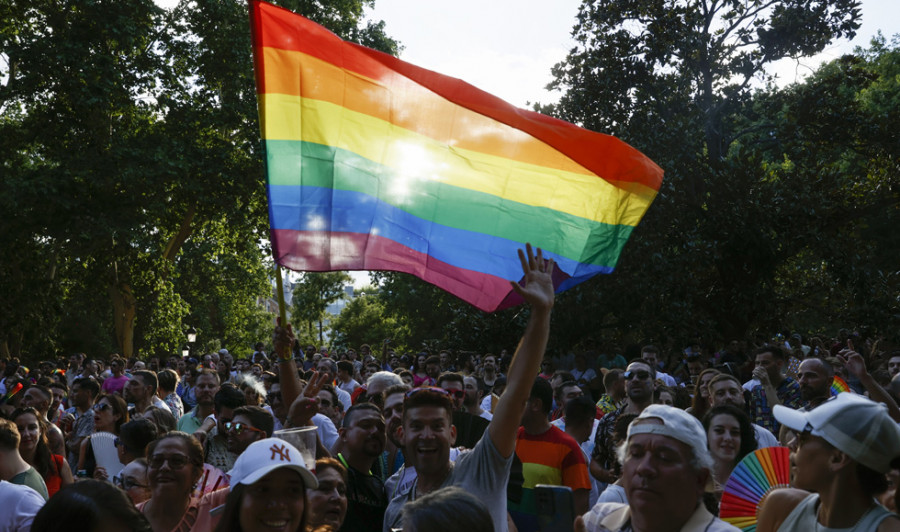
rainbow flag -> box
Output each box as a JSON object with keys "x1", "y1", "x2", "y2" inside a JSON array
[{"x1": 249, "y1": 1, "x2": 664, "y2": 312}]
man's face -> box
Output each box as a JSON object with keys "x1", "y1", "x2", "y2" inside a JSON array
[
  {"x1": 797, "y1": 360, "x2": 830, "y2": 402},
  {"x1": 574, "y1": 356, "x2": 587, "y2": 371},
  {"x1": 383, "y1": 392, "x2": 405, "y2": 448},
  {"x1": 641, "y1": 351, "x2": 658, "y2": 369},
  {"x1": 71, "y1": 384, "x2": 90, "y2": 408},
  {"x1": 559, "y1": 384, "x2": 583, "y2": 410},
  {"x1": 755, "y1": 351, "x2": 782, "y2": 381},
  {"x1": 463, "y1": 377, "x2": 481, "y2": 407},
  {"x1": 402, "y1": 406, "x2": 455, "y2": 476},
  {"x1": 269, "y1": 384, "x2": 286, "y2": 420},
  {"x1": 317, "y1": 390, "x2": 342, "y2": 426},
  {"x1": 176, "y1": 360, "x2": 186, "y2": 374},
  {"x1": 482, "y1": 356, "x2": 497, "y2": 373},
  {"x1": 340, "y1": 409, "x2": 385, "y2": 459},
  {"x1": 226, "y1": 413, "x2": 264, "y2": 454},
  {"x1": 317, "y1": 362, "x2": 334, "y2": 382},
  {"x1": 22, "y1": 388, "x2": 50, "y2": 413},
  {"x1": 622, "y1": 431, "x2": 707, "y2": 527},
  {"x1": 69, "y1": 354, "x2": 81, "y2": 368},
  {"x1": 709, "y1": 380, "x2": 744, "y2": 407},
  {"x1": 50, "y1": 388, "x2": 66, "y2": 411},
  {"x1": 686, "y1": 360, "x2": 704, "y2": 379},
  {"x1": 439, "y1": 352, "x2": 449, "y2": 368},
  {"x1": 425, "y1": 362, "x2": 440, "y2": 379},
  {"x1": 194, "y1": 374, "x2": 220, "y2": 406},
  {"x1": 224, "y1": 354, "x2": 234, "y2": 368},
  {"x1": 888, "y1": 357, "x2": 900, "y2": 378},
  {"x1": 441, "y1": 381, "x2": 465, "y2": 410},
  {"x1": 124, "y1": 378, "x2": 147, "y2": 403},
  {"x1": 625, "y1": 363, "x2": 654, "y2": 402},
  {"x1": 217, "y1": 406, "x2": 236, "y2": 439}
]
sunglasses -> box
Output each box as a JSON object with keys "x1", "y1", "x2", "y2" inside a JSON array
[
  {"x1": 442, "y1": 389, "x2": 465, "y2": 399},
  {"x1": 148, "y1": 453, "x2": 191, "y2": 470},
  {"x1": 624, "y1": 370, "x2": 651, "y2": 381},
  {"x1": 92, "y1": 403, "x2": 111, "y2": 412},
  {"x1": 224, "y1": 422, "x2": 266, "y2": 436}
]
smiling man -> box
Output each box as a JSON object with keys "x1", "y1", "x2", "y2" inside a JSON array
[
  {"x1": 578, "y1": 405, "x2": 739, "y2": 532},
  {"x1": 383, "y1": 244, "x2": 556, "y2": 532}
]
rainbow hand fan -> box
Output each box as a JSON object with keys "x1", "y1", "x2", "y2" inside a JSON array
[
  {"x1": 830, "y1": 376, "x2": 851, "y2": 396},
  {"x1": 719, "y1": 446, "x2": 791, "y2": 531}
]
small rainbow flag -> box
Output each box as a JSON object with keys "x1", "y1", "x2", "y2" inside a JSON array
[
  {"x1": 831, "y1": 375, "x2": 851, "y2": 395},
  {"x1": 249, "y1": 1, "x2": 664, "y2": 311},
  {"x1": 1, "y1": 382, "x2": 24, "y2": 405}
]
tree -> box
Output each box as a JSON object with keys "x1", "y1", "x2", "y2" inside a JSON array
[
  {"x1": 532, "y1": 0, "x2": 868, "y2": 344},
  {"x1": 290, "y1": 272, "x2": 352, "y2": 344},
  {"x1": 0, "y1": 0, "x2": 399, "y2": 361},
  {"x1": 329, "y1": 287, "x2": 410, "y2": 350}
]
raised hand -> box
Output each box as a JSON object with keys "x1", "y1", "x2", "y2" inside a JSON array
[
  {"x1": 272, "y1": 316, "x2": 296, "y2": 360},
  {"x1": 509, "y1": 243, "x2": 555, "y2": 311}
]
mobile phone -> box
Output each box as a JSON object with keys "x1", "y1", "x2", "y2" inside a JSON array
[{"x1": 535, "y1": 484, "x2": 575, "y2": 532}]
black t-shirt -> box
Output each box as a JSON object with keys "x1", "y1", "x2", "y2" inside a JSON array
[{"x1": 338, "y1": 454, "x2": 387, "y2": 532}]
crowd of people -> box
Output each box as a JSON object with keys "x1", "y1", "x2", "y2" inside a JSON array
[{"x1": 1, "y1": 245, "x2": 900, "y2": 531}]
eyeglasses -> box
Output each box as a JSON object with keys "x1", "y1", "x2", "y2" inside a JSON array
[
  {"x1": 442, "y1": 389, "x2": 465, "y2": 399},
  {"x1": 624, "y1": 370, "x2": 651, "y2": 381},
  {"x1": 224, "y1": 422, "x2": 266, "y2": 436},
  {"x1": 92, "y1": 403, "x2": 111, "y2": 412},
  {"x1": 148, "y1": 453, "x2": 191, "y2": 470},
  {"x1": 114, "y1": 475, "x2": 148, "y2": 490}
]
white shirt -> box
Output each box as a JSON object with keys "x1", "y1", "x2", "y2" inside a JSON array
[{"x1": 0, "y1": 481, "x2": 44, "y2": 532}]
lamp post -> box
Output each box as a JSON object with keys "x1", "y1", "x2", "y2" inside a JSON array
[{"x1": 184, "y1": 326, "x2": 197, "y2": 360}]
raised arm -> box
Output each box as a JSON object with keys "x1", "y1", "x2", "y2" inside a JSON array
[
  {"x1": 839, "y1": 346, "x2": 900, "y2": 423},
  {"x1": 273, "y1": 318, "x2": 302, "y2": 407},
  {"x1": 489, "y1": 244, "x2": 555, "y2": 458}
]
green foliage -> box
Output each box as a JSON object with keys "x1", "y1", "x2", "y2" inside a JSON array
[
  {"x1": 329, "y1": 289, "x2": 410, "y2": 350},
  {"x1": 0, "y1": 0, "x2": 398, "y2": 362},
  {"x1": 290, "y1": 272, "x2": 352, "y2": 344}
]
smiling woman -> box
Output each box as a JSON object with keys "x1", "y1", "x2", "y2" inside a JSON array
[
  {"x1": 214, "y1": 438, "x2": 318, "y2": 532},
  {"x1": 138, "y1": 432, "x2": 229, "y2": 532}
]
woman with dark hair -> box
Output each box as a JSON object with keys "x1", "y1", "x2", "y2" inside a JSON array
[
  {"x1": 306, "y1": 457, "x2": 348, "y2": 531},
  {"x1": 401, "y1": 486, "x2": 494, "y2": 532},
  {"x1": 31, "y1": 479, "x2": 151, "y2": 532},
  {"x1": 213, "y1": 438, "x2": 317, "y2": 532},
  {"x1": 138, "y1": 431, "x2": 229, "y2": 532},
  {"x1": 77, "y1": 393, "x2": 129, "y2": 480},
  {"x1": 411, "y1": 352, "x2": 432, "y2": 388},
  {"x1": 13, "y1": 406, "x2": 73, "y2": 497},
  {"x1": 687, "y1": 368, "x2": 720, "y2": 420},
  {"x1": 703, "y1": 404, "x2": 757, "y2": 492}
]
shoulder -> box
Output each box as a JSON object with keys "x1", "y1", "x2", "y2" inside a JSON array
[
  {"x1": 757, "y1": 488, "x2": 812, "y2": 532},
  {"x1": 877, "y1": 515, "x2": 900, "y2": 532}
]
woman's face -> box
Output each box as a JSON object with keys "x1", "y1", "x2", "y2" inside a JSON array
[
  {"x1": 119, "y1": 460, "x2": 151, "y2": 505},
  {"x1": 93, "y1": 398, "x2": 119, "y2": 433},
  {"x1": 417, "y1": 355, "x2": 426, "y2": 370},
  {"x1": 707, "y1": 413, "x2": 740, "y2": 464},
  {"x1": 307, "y1": 467, "x2": 348, "y2": 529},
  {"x1": 15, "y1": 412, "x2": 41, "y2": 452},
  {"x1": 658, "y1": 391, "x2": 674, "y2": 406},
  {"x1": 243, "y1": 388, "x2": 260, "y2": 406},
  {"x1": 239, "y1": 468, "x2": 306, "y2": 532},
  {"x1": 147, "y1": 438, "x2": 201, "y2": 496}
]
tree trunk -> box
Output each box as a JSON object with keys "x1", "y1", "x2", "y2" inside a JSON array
[
  {"x1": 162, "y1": 205, "x2": 196, "y2": 265},
  {"x1": 109, "y1": 281, "x2": 136, "y2": 358}
]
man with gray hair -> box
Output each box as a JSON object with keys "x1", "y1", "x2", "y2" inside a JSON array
[{"x1": 578, "y1": 404, "x2": 739, "y2": 532}]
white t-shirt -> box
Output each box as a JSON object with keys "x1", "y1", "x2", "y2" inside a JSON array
[
  {"x1": 0, "y1": 481, "x2": 44, "y2": 532},
  {"x1": 753, "y1": 423, "x2": 778, "y2": 448}
]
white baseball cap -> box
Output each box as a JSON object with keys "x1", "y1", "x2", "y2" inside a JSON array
[
  {"x1": 228, "y1": 438, "x2": 318, "y2": 489},
  {"x1": 627, "y1": 404, "x2": 715, "y2": 490},
  {"x1": 219, "y1": 348, "x2": 229, "y2": 356},
  {"x1": 774, "y1": 393, "x2": 900, "y2": 474}
]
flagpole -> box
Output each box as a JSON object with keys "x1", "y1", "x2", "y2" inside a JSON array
[{"x1": 274, "y1": 263, "x2": 288, "y2": 326}]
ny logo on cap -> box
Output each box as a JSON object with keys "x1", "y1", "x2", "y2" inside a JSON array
[{"x1": 269, "y1": 443, "x2": 290, "y2": 462}]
